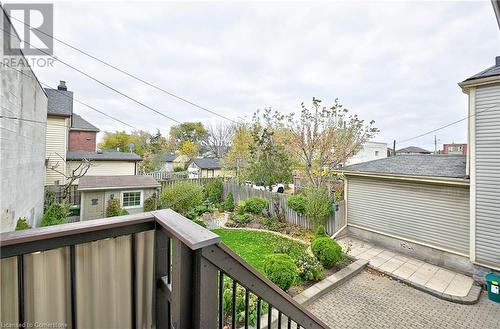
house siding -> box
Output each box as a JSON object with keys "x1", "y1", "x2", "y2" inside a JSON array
[
  {"x1": 346, "y1": 176, "x2": 470, "y2": 255},
  {"x1": 45, "y1": 116, "x2": 69, "y2": 185},
  {"x1": 67, "y1": 161, "x2": 137, "y2": 184},
  {"x1": 474, "y1": 84, "x2": 500, "y2": 268}
]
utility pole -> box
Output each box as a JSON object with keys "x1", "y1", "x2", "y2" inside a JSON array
[
  {"x1": 434, "y1": 135, "x2": 438, "y2": 155},
  {"x1": 393, "y1": 140, "x2": 396, "y2": 156}
]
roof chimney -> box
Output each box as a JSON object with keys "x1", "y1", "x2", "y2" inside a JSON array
[
  {"x1": 496, "y1": 56, "x2": 500, "y2": 67},
  {"x1": 57, "y1": 80, "x2": 67, "y2": 91}
]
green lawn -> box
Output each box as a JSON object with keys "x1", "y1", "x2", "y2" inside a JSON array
[{"x1": 212, "y1": 228, "x2": 307, "y2": 273}]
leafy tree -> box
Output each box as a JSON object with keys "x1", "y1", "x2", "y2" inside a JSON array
[
  {"x1": 169, "y1": 122, "x2": 207, "y2": 148},
  {"x1": 223, "y1": 124, "x2": 253, "y2": 181},
  {"x1": 284, "y1": 98, "x2": 378, "y2": 187},
  {"x1": 179, "y1": 140, "x2": 199, "y2": 158},
  {"x1": 100, "y1": 131, "x2": 136, "y2": 153},
  {"x1": 247, "y1": 110, "x2": 292, "y2": 187}
]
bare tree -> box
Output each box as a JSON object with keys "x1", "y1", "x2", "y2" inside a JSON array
[
  {"x1": 203, "y1": 122, "x2": 235, "y2": 158},
  {"x1": 49, "y1": 153, "x2": 93, "y2": 200}
]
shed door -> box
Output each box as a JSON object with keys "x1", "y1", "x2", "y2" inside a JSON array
[{"x1": 347, "y1": 176, "x2": 470, "y2": 255}]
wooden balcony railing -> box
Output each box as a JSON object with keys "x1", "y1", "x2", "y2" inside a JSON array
[{"x1": 0, "y1": 209, "x2": 328, "y2": 329}]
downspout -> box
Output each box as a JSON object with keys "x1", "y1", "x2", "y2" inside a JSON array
[{"x1": 492, "y1": 0, "x2": 500, "y2": 30}]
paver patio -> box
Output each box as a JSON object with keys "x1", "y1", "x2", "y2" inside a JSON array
[
  {"x1": 337, "y1": 237, "x2": 475, "y2": 298},
  {"x1": 308, "y1": 271, "x2": 500, "y2": 329}
]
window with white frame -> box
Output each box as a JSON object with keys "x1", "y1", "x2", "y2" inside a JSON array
[{"x1": 122, "y1": 191, "x2": 142, "y2": 208}]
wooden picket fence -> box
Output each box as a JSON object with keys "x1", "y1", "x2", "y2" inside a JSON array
[
  {"x1": 143, "y1": 170, "x2": 188, "y2": 181},
  {"x1": 222, "y1": 181, "x2": 345, "y2": 235}
]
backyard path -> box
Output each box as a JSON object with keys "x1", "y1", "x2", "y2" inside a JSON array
[{"x1": 308, "y1": 270, "x2": 500, "y2": 329}]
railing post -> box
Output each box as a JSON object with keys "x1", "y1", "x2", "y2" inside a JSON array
[
  {"x1": 155, "y1": 227, "x2": 170, "y2": 329},
  {"x1": 170, "y1": 238, "x2": 194, "y2": 329},
  {"x1": 192, "y1": 248, "x2": 219, "y2": 329}
]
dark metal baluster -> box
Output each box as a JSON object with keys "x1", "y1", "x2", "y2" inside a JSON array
[
  {"x1": 268, "y1": 305, "x2": 272, "y2": 328},
  {"x1": 287, "y1": 317, "x2": 291, "y2": 329},
  {"x1": 70, "y1": 245, "x2": 77, "y2": 329},
  {"x1": 130, "y1": 234, "x2": 136, "y2": 329},
  {"x1": 256, "y1": 298, "x2": 261, "y2": 329},
  {"x1": 244, "y1": 288, "x2": 250, "y2": 329},
  {"x1": 17, "y1": 255, "x2": 24, "y2": 326},
  {"x1": 278, "y1": 312, "x2": 282, "y2": 329},
  {"x1": 218, "y1": 272, "x2": 224, "y2": 329},
  {"x1": 231, "y1": 280, "x2": 237, "y2": 329}
]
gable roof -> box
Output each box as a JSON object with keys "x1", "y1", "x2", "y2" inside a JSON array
[
  {"x1": 67, "y1": 151, "x2": 142, "y2": 161},
  {"x1": 192, "y1": 158, "x2": 221, "y2": 169},
  {"x1": 78, "y1": 175, "x2": 160, "y2": 191},
  {"x1": 45, "y1": 88, "x2": 73, "y2": 117},
  {"x1": 396, "y1": 146, "x2": 431, "y2": 154},
  {"x1": 340, "y1": 155, "x2": 467, "y2": 179},
  {"x1": 164, "y1": 153, "x2": 176, "y2": 162},
  {"x1": 71, "y1": 114, "x2": 99, "y2": 132}
]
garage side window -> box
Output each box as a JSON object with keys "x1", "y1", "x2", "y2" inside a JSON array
[{"x1": 122, "y1": 191, "x2": 142, "y2": 208}]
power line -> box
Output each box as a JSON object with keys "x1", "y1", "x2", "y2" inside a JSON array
[
  {"x1": 4, "y1": 13, "x2": 239, "y2": 124},
  {"x1": 1, "y1": 62, "x2": 137, "y2": 129},
  {"x1": 0, "y1": 27, "x2": 181, "y2": 125},
  {"x1": 1, "y1": 113, "x2": 70, "y2": 128},
  {"x1": 398, "y1": 102, "x2": 500, "y2": 145}
]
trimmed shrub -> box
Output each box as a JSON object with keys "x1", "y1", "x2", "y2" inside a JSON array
[
  {"x1": 311, "y1": 237, "x2": 342, "y2": 268},
  {"x1": 41, "y1": 203, "x2": 69, "y2": 227},
  {"x1": 16, "y1": 218, "x2": 31, "y2": 231},
  {"x1": 143, "y1": 193, "x2": 158, "y2": 212},
  {"x1": 286, "y1": 194, "x2": 307, "y2": 214},
  {"x1": 106, "y1": 198, "x2": 124, "y2": 217},
  {"x1": 121, "y1": 208, "x2": 129, "y2": 216},
  {"x1": 304, "y1": 187, "x2": 334, "y2": 227},
  {"x1": 315, "y1": 225, "x2": 328, "y2": 238},
  {"x1": 223, "y1": 278, "x2": 268, "y2": 326},
  {"x1": 232, "y1": 213, "x2": 253, "y2": 225},
  {"x1": 294, "y1": 253, "x2": 324, "y2": 282},
  {"x1": 173, "y1": 166, "x2": 185, "y2": 172},
  {"x1": 260, "y1": 216, "x2": 286, "y2": 231},
  {"x1": 161, "y1": 181, "x2": 204, "y2": 215},
  {"x1": 223, "y1": 192, "x2": 235, "y2": 212},
  {"x1": 243, "y1": 197, "x2": 268, "y2": 214},
  {"x1": 205, "y1": 178, "x2": 223, "y2": 204},
  {"x1": 263, "y1": 254, "x2": 298, "y2": 291},
  {"x1": 236, "y1": 201, "x2": 246, "y2": 215}
]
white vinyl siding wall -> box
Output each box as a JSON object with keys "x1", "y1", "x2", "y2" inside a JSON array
[
  {"x1": 45, "y1": 117, "x2": 69, "y2": 185},
  {"x1": 347, "y1": 176, "x2": 470, "y2": 255},
  {"x1": 66, "y1": 161, "x2": 136, "y2": 184},
  {"x1": 474, "y1": 85, "x2": 500, "y2": 268}
]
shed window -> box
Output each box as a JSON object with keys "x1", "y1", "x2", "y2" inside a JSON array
[{"x1": 122, "y1": 191, "x2": 141, "y2": 207}]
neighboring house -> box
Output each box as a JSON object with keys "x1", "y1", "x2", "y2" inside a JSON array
[
  {"x1": 0, "y1": 8, "x2": 47, "y2": 231},
  {"x1": 188, "y1": 158, "x2": 222, "y2": 178},
  {"x1": 67, "y1": 151, "x2": 142, "y2": 184},
  {"x1": 162, "y1": 153, "x2": 177, "y2": 172},
  {"x1": 442, "y1": 143, "x2": 467, "y2": 155},
  {"x1": 340, "y1": 155, "x2": 472, "y2": 274},
  {"x1": 78, "y1": 175, "x2": 160, "y2": 221},
  {"x1": 339, "y1": 56, "x2": 500, "y2": 280},
  {"x1": 345, "y1": 141, "x2": 387, "y2": 166},
  {"x1": 395, "y1": 146, "x2": 431, "y2": 155},
  {"x1": 459, "y1": 55, "x2": 500, "y2": 275},
  {"x1": 44, "y1": 81, "x2": 142, "y2": 186}
]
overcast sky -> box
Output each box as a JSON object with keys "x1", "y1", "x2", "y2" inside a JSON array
[{"x1": 23, "y1": 0, "x2": 500, "y2": 150}]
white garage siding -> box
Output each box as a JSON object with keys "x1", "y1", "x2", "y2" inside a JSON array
[
  {"x1": 347, "y1": 176, "x2": 470, "y2": 255},
  {"x1": 474, "y1": 85, "x2": 500, "y2": 268}
]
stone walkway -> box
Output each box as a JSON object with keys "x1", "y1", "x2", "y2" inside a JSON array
[
  {"x1": 337, "y1": 237, "x2": 475, "y2": 299},
  {"x1": 308, "y1": 270, "x2": 500, "y2": 329}
]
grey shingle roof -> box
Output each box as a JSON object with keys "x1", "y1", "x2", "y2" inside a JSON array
[
  {"x1": 164, "y1": 153, "x2": 176, "y2": 162},
  {"x1": 78, "y1": 175, "x2": 160, "y2": 191},
  {"x1": 396, "y1": 146, "x2": 431, "y2": 154},
  {"x1": 192, "y1": 158, "x2": 221, "y2": 169},
  {"x1": 67, "y1": 151, "x2": 142, "y2": 161},
  {"x1": 45, "y1": 88, "x2": 73, "y2": 116},
  {"x1": 341, "y1": 155, "x2": 467, "y2": 179},
  {"x1": 71, "y1": 114, "x2": 99, "y2": 132},
  {"x1": 463, "y1": 58, "x2": 500, "y2": 82}
]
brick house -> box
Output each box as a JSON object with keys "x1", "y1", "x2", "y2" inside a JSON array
[{"x1": 442, "y1": 143, "x2": 467, "y2": 155}]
